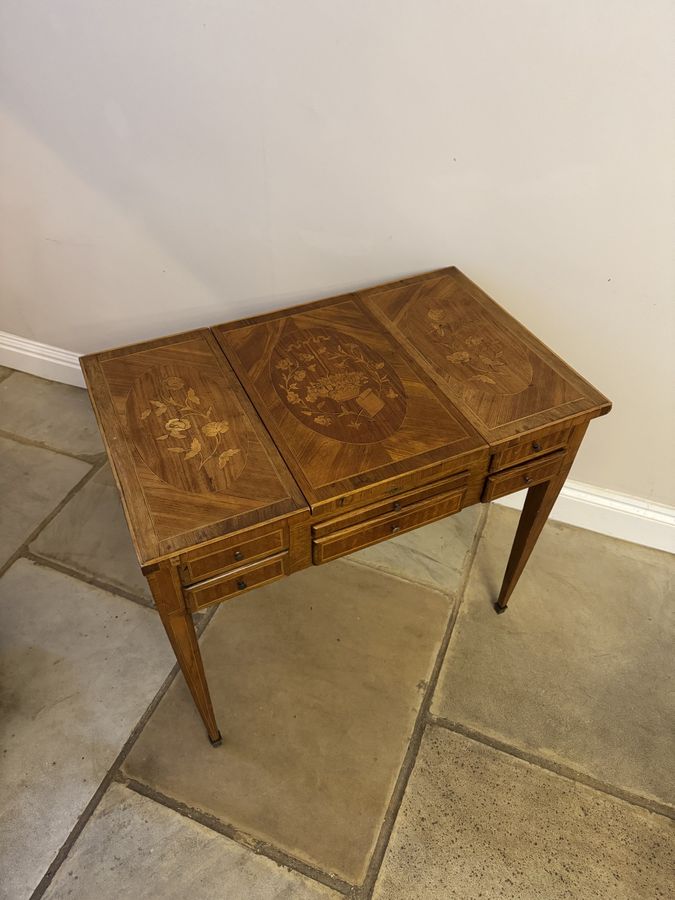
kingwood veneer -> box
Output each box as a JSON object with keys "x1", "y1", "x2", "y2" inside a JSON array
[{"x1": 82, "y1": 267, "x2": 610, "y2": 744}]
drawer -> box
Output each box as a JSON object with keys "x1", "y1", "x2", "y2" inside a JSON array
[
  {"x1": 180, "y1": 524, "x2": 287, "y2": 584},
  {"x1": 313, "y1": 488, "x2": 465, "y2": 565},
  {"x1": 489, "y1": 428, "x2": 571, "y2": 472},
  {"x1": 482, "y1": 450, "x2": 566, "y2": 502},
  {"x1": 184, "y1": 552, "x2": 289, "y2": 611},
  {"x1": 312, "y1": 471, "x2": 469, "y2": 539}
]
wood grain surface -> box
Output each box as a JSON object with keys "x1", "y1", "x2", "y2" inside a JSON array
[
  {"x1": 359, "y1": 267, "x2": 611, "y2": 446},
  {"x1": 213, "y1": 294, "x2": 487, "y2": 512},
  {"x1": 81, "y1": 329, "x2": 308, "y2": 567}
]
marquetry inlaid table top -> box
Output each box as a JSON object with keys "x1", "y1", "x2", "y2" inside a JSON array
[{"x1": 82, "y1": 267, "x2": 610, "y2": 744}]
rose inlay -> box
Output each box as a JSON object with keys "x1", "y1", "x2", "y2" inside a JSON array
[
  {"x1": 423, "y1": 292, "x2": 533, "y2": 396},
  {"x1": 127, "y1": 366, "x2": 248, "y2": 493}
]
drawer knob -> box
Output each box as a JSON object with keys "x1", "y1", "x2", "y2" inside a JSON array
[
  {"x1": 236, "y1": 579, "x2": 247, "y2": 590},
  {"x1": 337, "y1": 497, "x2": 345, "y2": 507},
  {"x1": 532, "y1": 441, "x2": 542, "y2": 452},
  {"x1": 523, "y1": 475, "x2": 532, "y2": 484},
  {"x1": 391, "y1": 523, "x2": 400, "y2": 533},
  {"x1": 393, "y1": 501, "x2": 401, "y2": 511},
  {"x1": 234, "y1": 550, "x2": 243, "y2": 561}
]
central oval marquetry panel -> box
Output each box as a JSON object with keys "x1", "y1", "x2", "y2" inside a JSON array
[
  {"x1": 270, "y1": 325, "x2": 407, "y2": 444},
  {"x1": 126, "y1": 365, "x2": 248, "y2": 494}
]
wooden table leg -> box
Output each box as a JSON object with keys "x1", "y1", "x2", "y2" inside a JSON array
[
  {"x1": 146, "y1": 562, "x2": 222, "y2": 745},
  {"x1": 495, "y1": 421, "x2": 589, "y2": 613}
]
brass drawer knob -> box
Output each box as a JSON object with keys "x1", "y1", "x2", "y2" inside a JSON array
[
  {"x1": 523, "y1": 475, "x2": 532, "y2": 484},
  {"x1": 393, "y1": 501, "x2": 401, "y2": 511},
  {"x1": 391, "y1": 523, "x2": 400, "y2": 533},
  {"x1": 532, "y1": 441, "x2": 542, "y2": 452},
  {"x1": 236, "y1": 579, "x2": 247, "y2": 590},
  {"x1": 234, "y1": 549, "x2": 243, "y2": 561}
]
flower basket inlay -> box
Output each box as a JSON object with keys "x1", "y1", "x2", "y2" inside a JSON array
[{"x1": 270, "y1": 326, "x2": 407, "y2": 444}]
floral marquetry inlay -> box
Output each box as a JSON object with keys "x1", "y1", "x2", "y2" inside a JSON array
[
  {"x1": 270, "y1": 326, "x2": 407, "y2": 444},
  {"x1": 424, "y1": 291, "x2": 533, "y2": 396},
  {"x1": 126, "y1": 366, "x2": 248, "y2": 494}
]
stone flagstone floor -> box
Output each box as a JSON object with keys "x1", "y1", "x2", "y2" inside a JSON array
[{"x1": 0, "y1": 367, "x2": 673, "y2": 900}]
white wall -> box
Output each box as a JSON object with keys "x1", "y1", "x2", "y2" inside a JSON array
[{"x1": 0, "y1": 1, "x2": 673, "y2": 505}]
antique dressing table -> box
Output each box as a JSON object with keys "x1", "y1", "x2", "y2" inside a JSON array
[{"x1": 81, "y1": 268, "x2": 611, "y2": 745}]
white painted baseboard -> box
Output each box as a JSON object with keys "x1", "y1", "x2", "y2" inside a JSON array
[
  {"x1": 0, "y1": 330, "x2": 84, "y2": 387},
  {"x1": 496, "y1": 481, "x2": 675, "y2": 554},
  {"x1": 1, "y1": 330, "x2": 672, "y2": 553}
]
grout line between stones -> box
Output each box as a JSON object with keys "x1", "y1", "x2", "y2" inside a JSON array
[
  {"x1": 428, "y1": 715, "x2": 675, "y2": 823},
  {"x1": 27, "y1": 604, "x2": 218, "y2": 900},
  {"x1": 119, "y1": 777, "x2": 356, "y2": 897},
  {"x1": 357, "y1": 503, "x2": 490, "y2": 899},
  {"x1": 21, "y1": 552, "x2": 209, "y2": 631},
  {"x1": 340, "y1": 554, "x2": 450, "y2": 596},
  {"x1": 28, "y1": 663, "x2": 183, "y2": 900},
  {"x1": 0, "y1": 425, "x2": 105, "y2": 465},
  {"x1": 0, "y1": 457, "x2": 107, "y2": 581},
  {"x1": 24, "y1": 550, "x2": 155, "y2": 609}
]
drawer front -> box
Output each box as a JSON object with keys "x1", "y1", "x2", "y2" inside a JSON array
[
  {"x1": 180, "y1": 524, "x2": 287, "y2": 584},
  {"x1": 313, "y1": 488, "x2": 464, "y2": 565},
  {"x1": 489, "y1": 428, "x2": 571, "y2": 472},
  {"x1": 184, "y1": 553, "x2": 289, "y2": 611},
  {"x1": 312, "y1": 471, "x2": 469, "y2": 539},
  {"x1": 482, "y1": 450, "x2": 566, "y2": 502}
]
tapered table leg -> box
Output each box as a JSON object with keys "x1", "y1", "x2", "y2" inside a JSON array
[
  {"x1": 146, "y1": 562, "x2": 222, "y2": 745},
  {"x1": 495, "y1": 421, "x2": 589, "y2": 612}
]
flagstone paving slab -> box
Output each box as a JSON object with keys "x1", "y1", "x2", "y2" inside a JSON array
[
  {"x1": 0, "y1": 560, "x2": 174, "y2": 900},
  {"x1": 43, "y1": 783, "x2": 337, "y2": 899},
  {"x1": 0, "y1": 371, "x2": 103, "y2": 457},
  {"x1": 31, "y1": 464, "x2": 152, "y2": 603},
  {"x1": 432, "y1": 505, "x2": 675, "y2": 808},
  {"x1": 373, "y1": 726, "x2": 675, "y2": 900},
  {"x1": 347, "y1": 504, "x2": 482, "y2": 592},
  {"x1": 0, "y1": 435, "x2": 90, "y2": 568},
  {"x1": 123, "y1": 560, "x2": 458, "y2": 884}
]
